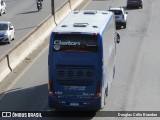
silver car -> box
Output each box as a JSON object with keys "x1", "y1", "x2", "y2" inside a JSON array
[
  {"x1": 0, "y1": 21, "x2": 15, "y2": 44},
  {"x1": 109, "y1": 7, "x2": 128, "y2": 28}
]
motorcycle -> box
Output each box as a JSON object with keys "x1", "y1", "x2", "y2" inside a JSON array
[{"x1": 37, "y1": 1, "x2": 42, "y2": 11}]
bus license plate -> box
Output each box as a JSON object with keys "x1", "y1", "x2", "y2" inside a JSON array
[{"x1": 70, "y1": 103, "x2": 79, "y2": 106}]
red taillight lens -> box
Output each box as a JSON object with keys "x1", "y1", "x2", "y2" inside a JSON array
[
  {"x1": 96, "y1": 81, "x2": 101, "y2": 93},
  {"x1": 49, "y1": 80, "x2": 53, "y2": 91},
  {"x1": 93, "y1": 81, "x2": 102, "y2": 99},
  {"x1": 49, "y1": 80, "x2": 55, "y2": 97}
]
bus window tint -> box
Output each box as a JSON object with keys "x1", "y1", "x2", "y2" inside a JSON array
[{"x1": 53, "y1": 34, "x2": 98, "y2": 52}]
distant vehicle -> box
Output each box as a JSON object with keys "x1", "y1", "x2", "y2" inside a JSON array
[
  {"x1": 37, "y1": 1, "x2": 42, "y2": 11},
  {"x1": 37, "y1": 0, "x2": 42, "y2": 12},
  {"x1": 48, "y1": 10, "x2": 120, "y2": 111},
  {"x1": 0, "y1": 0, "x2": 6, "y2": 16},
  {"x1": 127, "y1": 0, "x2": 143, "y2": 9},
  {"x1": 109, "y1": 7, "x2": 128, "y2": 28},
  {"x1": 36, "y1": 0, "x2": 43, "y2": 11},
  {"x1": 36, "y1": 0, "x2": 43, "y2": 2},
  {"x1": 0, "y1": 21, "x2": 15, "y2": 44}
]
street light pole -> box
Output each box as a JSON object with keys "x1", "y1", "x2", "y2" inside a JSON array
[{"x1": 51, "y1": 0, "x2": 54, "y2": 15}]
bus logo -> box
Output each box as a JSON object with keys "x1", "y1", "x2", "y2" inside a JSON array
[
  {"x1": 54, "y1": 45, "x2": 61, "y2": 51},
  {"x1": 54, "y1": 40, "x2": 80, "y2": 46}
]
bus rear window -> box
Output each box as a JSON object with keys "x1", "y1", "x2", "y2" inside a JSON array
[{"x1": 53, "y1": 34, "x2": 98, "y2": 52}]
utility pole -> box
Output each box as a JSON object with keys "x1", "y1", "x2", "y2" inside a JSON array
[{"x1": 51, "y1": 0, "x2": 54, "y2": 15}]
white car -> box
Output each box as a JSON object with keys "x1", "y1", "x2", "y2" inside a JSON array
[
  {"x1": 0, "y1": 1, "x2": 6, "y2": 16},
  {"x1": 109, "y1": 7, "x2": 128, "y2": 28},
  {"x1": 0, "y1": 21, "x2": 15, "y2": 44}
]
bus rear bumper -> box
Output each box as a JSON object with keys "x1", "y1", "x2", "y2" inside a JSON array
[{"x1": 48, "y1": 96, "x2": 101, "y2": 111}]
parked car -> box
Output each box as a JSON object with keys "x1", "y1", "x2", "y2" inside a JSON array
[
  {"x1": 127, "y1": 0, "x2": 143, "y2": 9},
  {"x1": 108, "y1": 7, "x2": 128, "y2": 28},
  {"x1": 0, "y1": 0, "x2": 6, "y2": 16},
  {"x1": 0, "y1": 21, "x2": 15, "y2": 44}
]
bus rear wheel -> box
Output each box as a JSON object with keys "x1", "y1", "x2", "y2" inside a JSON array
[
  {"x1": 104, "y1": 85, "x2": 108, "y2": 105},
  {"x1": 113, "y1": 66, "x2": 115, "y2": 79}
]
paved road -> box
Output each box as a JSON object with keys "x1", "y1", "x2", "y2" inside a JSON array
[
  {"x1": 0, "y1": 0, "x2": 160, "y2": 120},
  {"x1": 0, "y1": 0, "x2": 67, "y2": 58}
]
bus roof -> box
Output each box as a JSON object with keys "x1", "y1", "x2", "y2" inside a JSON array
[{"x1": 53, "y1": 10, "x2": 113, "y2": 34}]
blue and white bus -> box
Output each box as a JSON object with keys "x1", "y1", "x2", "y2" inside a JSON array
[{"x1": 48, "y1": 10, "x2": 120, "y2": 111}]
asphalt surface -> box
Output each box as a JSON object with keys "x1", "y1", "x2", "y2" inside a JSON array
[
  {"x1": 0, "y1": 0, "x2": 160, "y2": 120},
  {"x1": 0, "y1": 0, "x2": 67, "y2": 58}
]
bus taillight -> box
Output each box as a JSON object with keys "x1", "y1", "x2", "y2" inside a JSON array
[
  {"x1": 93, "y1": 33, "x2": 98, "y2": 36},
  {"x1": 48, "y1": 80, "x2": 55, "y2": 97},
  {"x1": 93, "y1": 81, "x2": 102, "y2": 99}
]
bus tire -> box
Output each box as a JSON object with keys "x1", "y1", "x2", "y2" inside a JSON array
[
  {"x1": 113, "y1": 66, "x2": 115, "y2": 79},
  {"x1": 104, "y1": 85, "x2": 108, "y2": 105}
]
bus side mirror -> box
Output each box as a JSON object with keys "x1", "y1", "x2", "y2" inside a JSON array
[{"x1": 116, "y1": 32, "x2": 120, "y2": 43}]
